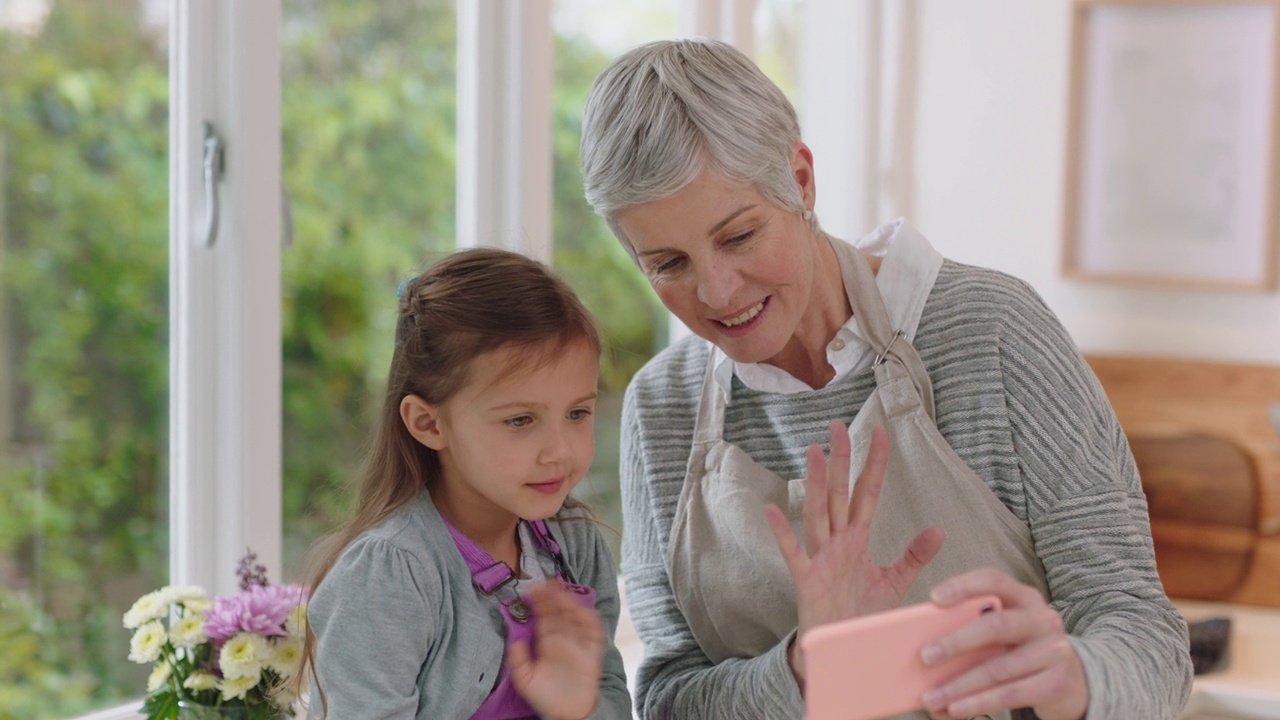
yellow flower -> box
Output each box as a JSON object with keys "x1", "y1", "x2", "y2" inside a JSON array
[
  {"x1": 123, "y1": 590, "x2": 169, "y2": 629},
  {"x1": 266, "y1": 637, "x2": 303, "y2": 679},
  {"x1": 183, "y1": 670, "x2": 219, "y2": 691},
  {"x1": 146, "y1": 661, "x2": 172, "y2": 692},
  {"x1": 128, "y1": 621, "x2": 167, "y2": 664},
  {"x1": 169, "y1": 613, "x2": 207, "y2": 649},
  {"x1": 219, "y1": 632, "x2": 266, "y2": 680},
  {"x1": 218, "y1": 673, "x2": 259, "y2": 701},
  {"x1": 183, "y1": 597, "x2": 212, "y2": 615},
  {"x1": 285, "y1": 603, "x2": 308, "y2": 639}
]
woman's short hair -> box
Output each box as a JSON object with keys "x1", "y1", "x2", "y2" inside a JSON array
[{"x1": 580, "y1": 38, "x2": 806, "y2": 246}]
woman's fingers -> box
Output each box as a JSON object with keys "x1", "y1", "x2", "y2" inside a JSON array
[
  {"x1": 944, "y1": 602, "x2": 1060, "y2": 663},
  {"x1": 890, "y1": 526, "x2": 945, "y2": 592},
  {"x1": 924, "y1": 636, "x2": 1085, "y2": 719},
  {"x1": 931, "y1": 567, "x2": 1044, "y2": 608},
  {"x1": 847, "y1": 425, "x2": 890, "y2": 530},
  {"x1": 766, "y1": 503, "x2": 809, "y2": 582},
  {"x1": 920, "y1": 569, "x2": 1089, "y2": 720},
  {"x1": 801, "y1": 443, "x2": 830, "y2": 551},
  {"x1": 826, "y1": 420, "x2": 852, "y2": 534}
]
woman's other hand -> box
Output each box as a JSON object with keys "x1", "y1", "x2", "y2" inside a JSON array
[
  {"x1": 920, "y1": 568, "x2": 1088, "y2": 720},
  {"x1": 765, "y1": 421, "x2": 945, "y2": 684},
  {"x1": 507, "y1": 581, "x2": 606, "y2": 720}
]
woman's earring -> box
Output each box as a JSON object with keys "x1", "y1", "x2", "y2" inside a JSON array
[{"x1": 802, "y1": 210, "x2": 813, "y2": 222}]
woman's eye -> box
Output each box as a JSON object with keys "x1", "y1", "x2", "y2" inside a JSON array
[
  {"x1": 726, "y1": 230, "x2": 755, "y2": 245},
  {"x1": 505, "y1": 416, "x2": 533, "y2": 429},
  {"x1": 568, "y1": 408, "x2": 592, "y2": 421},
  {"x1": 652, "y1": 256, "x2": 684, "y2": 275}
]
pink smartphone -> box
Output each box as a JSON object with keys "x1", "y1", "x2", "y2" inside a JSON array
[{"x1": 800, "y1": 594, "x2": 1004, "y2": 720}]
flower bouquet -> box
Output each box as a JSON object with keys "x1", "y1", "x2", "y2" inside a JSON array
[{"x1": 123, "y1": 551, "x2": 309, "y2": 720}]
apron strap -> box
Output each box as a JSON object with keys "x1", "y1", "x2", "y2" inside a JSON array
[{"x1": 831, "y1": 237, "x2": 937, "y2": 422}]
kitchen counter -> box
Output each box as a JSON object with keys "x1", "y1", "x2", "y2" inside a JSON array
[{"x1": 1177, "y1": 600, "x2": 1280, "y2": 720}]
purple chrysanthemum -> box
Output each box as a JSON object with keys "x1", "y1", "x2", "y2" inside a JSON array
[{"x1": 203, "y1": 583, "x2": 310, "y2": 642}]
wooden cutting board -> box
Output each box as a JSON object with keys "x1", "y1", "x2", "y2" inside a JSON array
[{"x1": 1086, "y1": 355, "x2": 1280, "y2": 607}]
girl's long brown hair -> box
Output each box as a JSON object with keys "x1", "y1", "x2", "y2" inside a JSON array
[{"x1": 291, "y1": 247, "x2": 602, "y2": 711}]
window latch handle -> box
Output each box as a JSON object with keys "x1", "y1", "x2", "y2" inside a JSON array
[{"x1": 202, "y1": 122, "x2": 225, "y2": 248}]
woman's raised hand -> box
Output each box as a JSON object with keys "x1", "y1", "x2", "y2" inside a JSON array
[
  {"x1": 507, "y1": 581, "x2": 606, "y2": 720},
  {"x1": 920, "y1": 568, "x2": 1088, "y2": 720},
  {"x1": 765, "y1": 421, "x2": 945, "y2": 683}
]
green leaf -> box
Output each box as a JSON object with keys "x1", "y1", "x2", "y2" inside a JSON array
[{"x1": 141, "y1": 691, "x2": 180, "y2": 720}]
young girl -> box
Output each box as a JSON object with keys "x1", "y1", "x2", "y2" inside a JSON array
[{"x1": 301, "y1": 248, "x2": 631, "y2": 719}]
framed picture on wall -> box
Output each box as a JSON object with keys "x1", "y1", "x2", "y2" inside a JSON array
[{"x1": 1062, "y1": 0, "x2": 1280, "y2": 290}]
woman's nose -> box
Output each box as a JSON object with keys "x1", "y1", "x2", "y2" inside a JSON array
[{"x1": 695, "y1": 261, "x2": 739, "y2": 309}]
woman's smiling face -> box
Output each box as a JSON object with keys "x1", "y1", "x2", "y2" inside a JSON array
[{"x1": 614, "y1": 160, "x2": 837, "y2": 372}]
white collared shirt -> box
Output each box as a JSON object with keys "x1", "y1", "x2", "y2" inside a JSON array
[{"x1": 711, "y1": 218, "x2": 943, "y2": 396}]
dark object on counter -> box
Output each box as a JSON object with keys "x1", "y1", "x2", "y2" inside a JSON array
[{"x1": 1188, "y1": 616, "x2": 1232, "y2": 675}]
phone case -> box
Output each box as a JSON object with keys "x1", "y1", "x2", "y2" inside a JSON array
[{"x1": 801, "y1": 594, "x2": 1004, "y2": 720}]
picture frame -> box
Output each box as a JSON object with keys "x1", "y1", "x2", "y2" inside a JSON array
[{"x1": 1062, "y1": 0, "x2": 1280, "y2": 290}]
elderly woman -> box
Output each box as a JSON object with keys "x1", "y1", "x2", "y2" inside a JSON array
[{"x1": 580, "y1": 39, "x2": 1191, "y2": 720}]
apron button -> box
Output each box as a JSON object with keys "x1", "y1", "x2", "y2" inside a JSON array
[{"x1": 508, "y1": 598, "x2": 531, "y2": 622}]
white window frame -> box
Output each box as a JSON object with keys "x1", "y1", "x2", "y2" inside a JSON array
[
  {"x1": 456, "y1": 0, "x2": 554, "y2": 263},
  {"x1": 169, "y1": 0, "x2": 282, "y2": 600}
]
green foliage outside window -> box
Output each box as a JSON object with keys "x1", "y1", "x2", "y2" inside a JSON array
[{"x1": 0, "y1": 1, "x2": 661, "y2": 717}]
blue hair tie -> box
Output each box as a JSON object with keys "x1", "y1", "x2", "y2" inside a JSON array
[{"x1": 396, "y1": 277, "x2": 415, "y2": 300}]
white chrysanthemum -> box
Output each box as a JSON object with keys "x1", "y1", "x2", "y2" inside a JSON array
[
  {"x1": 146, "y1": 661, "x2": 172, "y2": 692},
  {"x1": 128, "y1": 621, "x2": 167, "y2": 664},
  {"x1": 219, "y1": 632, "x2": 266, "y2": 680},
  {"x1": 272, "y1": 686, "x2": 300, "y2": 714},
  {"x1": 123, "y1": 590, "x2": 170, "y2": 629},
  {"x1": 266, "y1": 637, "x2": 303, "y2": 679},
  {"x1": 218, "y1": 673, "x2": 259, "y2": 701},
  {"x1": 169, "y1": 613, "x2": 207, "y2": 649},
  {"x1": 183, "y1": 670, "x2": 219, "y2": 691},
  {"x1": 161, "y1": 585, "x2": 207, "y2": 606},
  {"x1": 285, "y1": 603, "x2": 308, "y2": 638},
  {"x1": 182, "y1": 597, "x2": 213, "y2": 615}
]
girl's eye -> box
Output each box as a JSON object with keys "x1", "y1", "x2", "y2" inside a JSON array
[
  {"x1": 568, "y1": 408, "x2": 592, "y2": 421},
  {"x1": 505, "y1": 416, "x2": 533, "y2": 429}
]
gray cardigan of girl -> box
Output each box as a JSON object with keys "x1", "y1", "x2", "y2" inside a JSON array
[{"x1": 307, "y1": 492, "x2": 631, "y2": 719}]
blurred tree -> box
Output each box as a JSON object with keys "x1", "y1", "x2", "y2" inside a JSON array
[
  {"x1": 0, "y1": 1, "x2": 169, "y2": 716},
  {"x1": 1, "y1": 2, "x2": 659, "y2": 717}
]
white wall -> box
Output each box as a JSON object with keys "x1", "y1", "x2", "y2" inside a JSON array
[{"x1": 909, "y1": 0, "x2": 1280, "y2": 365}]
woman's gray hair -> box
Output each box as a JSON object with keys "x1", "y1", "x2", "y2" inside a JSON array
[{"x1": 580, "y1": 39, "x2": 810, "y2": 247}]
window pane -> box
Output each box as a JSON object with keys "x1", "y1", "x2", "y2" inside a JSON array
[
  {"x1": 552, "y1": 0, "x2": 677, "y2": 562},
  {"x1": 0, "y1": 1, "x2": 170, "y2": 717},
  {"x1": 280, "y1": 0, "x2": 457, "y2": 581},
  {"x1": 756, "y1": 0, "x2": 804, "y2": 110}
]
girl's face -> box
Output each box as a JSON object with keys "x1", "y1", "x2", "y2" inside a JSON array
[{"x1": 406, "y1": 339, "x2": 599, "y2": 536}]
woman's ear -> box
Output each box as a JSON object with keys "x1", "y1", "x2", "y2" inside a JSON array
[
  {"x1": 791, "y1": 141, "x2": 816, "y2": 212},
  {"x1": 401, "y1": 394, "x2": 447, "y2": 450}
]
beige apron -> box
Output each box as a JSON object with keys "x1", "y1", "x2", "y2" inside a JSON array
[{"x1": 666, "y1": 237, "x2": 1050, "y2": 719}]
